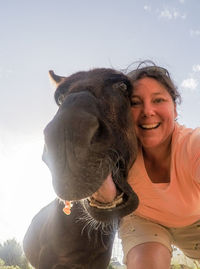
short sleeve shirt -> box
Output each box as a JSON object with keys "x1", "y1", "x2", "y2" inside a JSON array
[{"x1": 127, "y1": 123, "x2": 200, "y2": 227}]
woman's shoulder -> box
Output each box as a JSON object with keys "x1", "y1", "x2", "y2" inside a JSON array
[
  {"x1": 173, "y1": 123, "x2": 200, "y2": 182},
  {"x1": 172, "y1": 123, "x2": 200, "y2": 159},
  {"x1": 173, "y1": 123, "x2": 200, "y2": 143}
]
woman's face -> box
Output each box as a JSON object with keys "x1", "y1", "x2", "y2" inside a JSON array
[{"x1": 131, "y1": 77, "x2": 177, "y2": 150}]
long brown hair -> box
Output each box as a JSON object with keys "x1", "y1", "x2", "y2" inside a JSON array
[{"x1": 127, "y1": 60, "x2": 181, "y2": 104}]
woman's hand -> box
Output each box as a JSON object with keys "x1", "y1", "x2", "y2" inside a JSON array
[{"x1": 92, "y1": 174, "x2": 117, "y2": 203}]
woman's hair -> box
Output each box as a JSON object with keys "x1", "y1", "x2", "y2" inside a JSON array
[{"x1": 127, "y1": 60, "x2": 181, "y2": 104}]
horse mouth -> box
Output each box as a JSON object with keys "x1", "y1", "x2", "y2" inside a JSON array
[
  {"x1": 82, "y1": 177, "x2": 138, "y2": 222},
  {"x1": 87, "y1": 176, "x2": 130, "y2": 210},
  {"x1": 88, "y1": 192, "x2": 125, "y2": 209}
]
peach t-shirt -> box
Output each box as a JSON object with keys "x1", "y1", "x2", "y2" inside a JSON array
[{"x1": 128, "y1": 123, "x2": 200, "y2": 227}]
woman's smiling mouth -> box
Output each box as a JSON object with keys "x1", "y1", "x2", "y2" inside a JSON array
[{"x1": 139, "y1": 123, "x2": 161, "y2": 130}]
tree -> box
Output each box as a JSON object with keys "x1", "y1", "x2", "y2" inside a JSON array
[
  {"x1": 0, "y1": 258, "x2": 21, "y2": 269},
  {"x1": 0, "y1": 239, "x2": 22, "y2": 267},
  {"x1": 0, "y1": 239, "x2": 31, "y2": 269}
]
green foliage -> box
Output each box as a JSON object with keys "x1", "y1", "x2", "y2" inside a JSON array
[
  {"x1": 171, "y1": 265, "x2": 194, "y2": 269},
  {"x1": 0, "y1": 239, "x2": 31, "y2": 269},
  {"x1": 0, "y1": 258, "x2": 21, "y2": 269},
  {"x1": 0, "y1": 239, "x2": 22, "y2": 267}
]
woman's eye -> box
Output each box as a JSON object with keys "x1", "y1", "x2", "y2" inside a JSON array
[
  {"x1": 154, "y1": 98, "x2": 165, "y2": 103},
  {"x1": 131, "y1": 99, "x2": 142, "y2": 106}
]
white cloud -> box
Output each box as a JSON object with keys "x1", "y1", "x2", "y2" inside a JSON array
[
  {"x1": 190, "y1": 29, "x2": 200, "y2": 37},
  {"x1": 181, "y1": 78, "x2": 198, "y2": 91},
  {"x1": 144, "y1": 5, "x2": 151, "y2": 12},
  {"x1": 159, "y1": 9, "x2": 173, "y2": 19},
  {"x1": 179, "y1": 0, "x2": 185, "y2": 3},
  {"x1": 0, "y1": 67, "x2": 13, "y2": 79},
  {"x1": 158, "y1": 8, "x2": 186, "y2": 20},
  {"x1": 193, "y1": 64, "x2": 200, "y2": 72}
]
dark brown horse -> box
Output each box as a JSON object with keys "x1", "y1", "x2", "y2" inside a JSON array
[{"x1": 23, "y1": 68, "x2": 138, "y2": 269}]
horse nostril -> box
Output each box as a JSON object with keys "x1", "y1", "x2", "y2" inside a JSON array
[
  {"x1": 65, "y1": 110, "x2": 100, "y2": 146},
  {"x1": 90, "y1": 120, "x2": 109, "y2": 145},
  {"x1": 83, "y1": 113, "x2": 100, "y2": 144}
]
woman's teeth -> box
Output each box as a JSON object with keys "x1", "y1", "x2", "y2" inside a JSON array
[{"x1": 140, "y1": 123, "x2": 160, "y2": 130}]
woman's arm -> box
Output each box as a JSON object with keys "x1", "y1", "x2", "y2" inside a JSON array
[{"x1": 92, "y1": 174, "x2": 117, "y2": 203}]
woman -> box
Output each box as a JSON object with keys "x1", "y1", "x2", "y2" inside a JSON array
[{"x1": 93, "y1": 61, "x2": 200, "y2": 268}]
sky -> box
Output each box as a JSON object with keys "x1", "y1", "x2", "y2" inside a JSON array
[{"x1": 0, "y1": 0, "x2": 200, "y2": 244}]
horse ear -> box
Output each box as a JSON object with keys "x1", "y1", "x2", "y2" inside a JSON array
[{"x1": 48, "y1": 70, "x2": 66, "y2": 87}]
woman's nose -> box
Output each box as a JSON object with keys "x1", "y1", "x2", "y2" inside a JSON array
[{"x1": 142, "y1": 102, "x2": 155, "y2": 117}]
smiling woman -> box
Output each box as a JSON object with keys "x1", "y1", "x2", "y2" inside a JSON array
[
  {"x1": 116, "y1": 62, "x2": 200, "y2": 269},
  {"x1": 0, "y1": 133, "x2": 55, "y2": 243},
  {"x1": 130, "y1": 77, "x2": 177, "y2": 151}
]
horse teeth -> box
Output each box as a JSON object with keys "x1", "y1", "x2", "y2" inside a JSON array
[{"x1": 88, "y1": 193, "x2": 124, "y2": 209}]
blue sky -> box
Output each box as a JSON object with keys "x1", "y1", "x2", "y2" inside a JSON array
[{"x1": 0, "y1": 0, "x2": 200, "y2": 243}]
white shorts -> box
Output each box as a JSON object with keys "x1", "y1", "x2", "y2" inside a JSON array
[{"x1": 119, "y1": 214, "x2": 200, "y2": 263}]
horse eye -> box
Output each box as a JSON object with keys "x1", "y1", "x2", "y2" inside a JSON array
[
  {"x1": 58, "y1": 94, "x2": 65, "y2": 105},
  {"x1": 112, "y1": 82, "x2": 127, "y2": 93}
]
